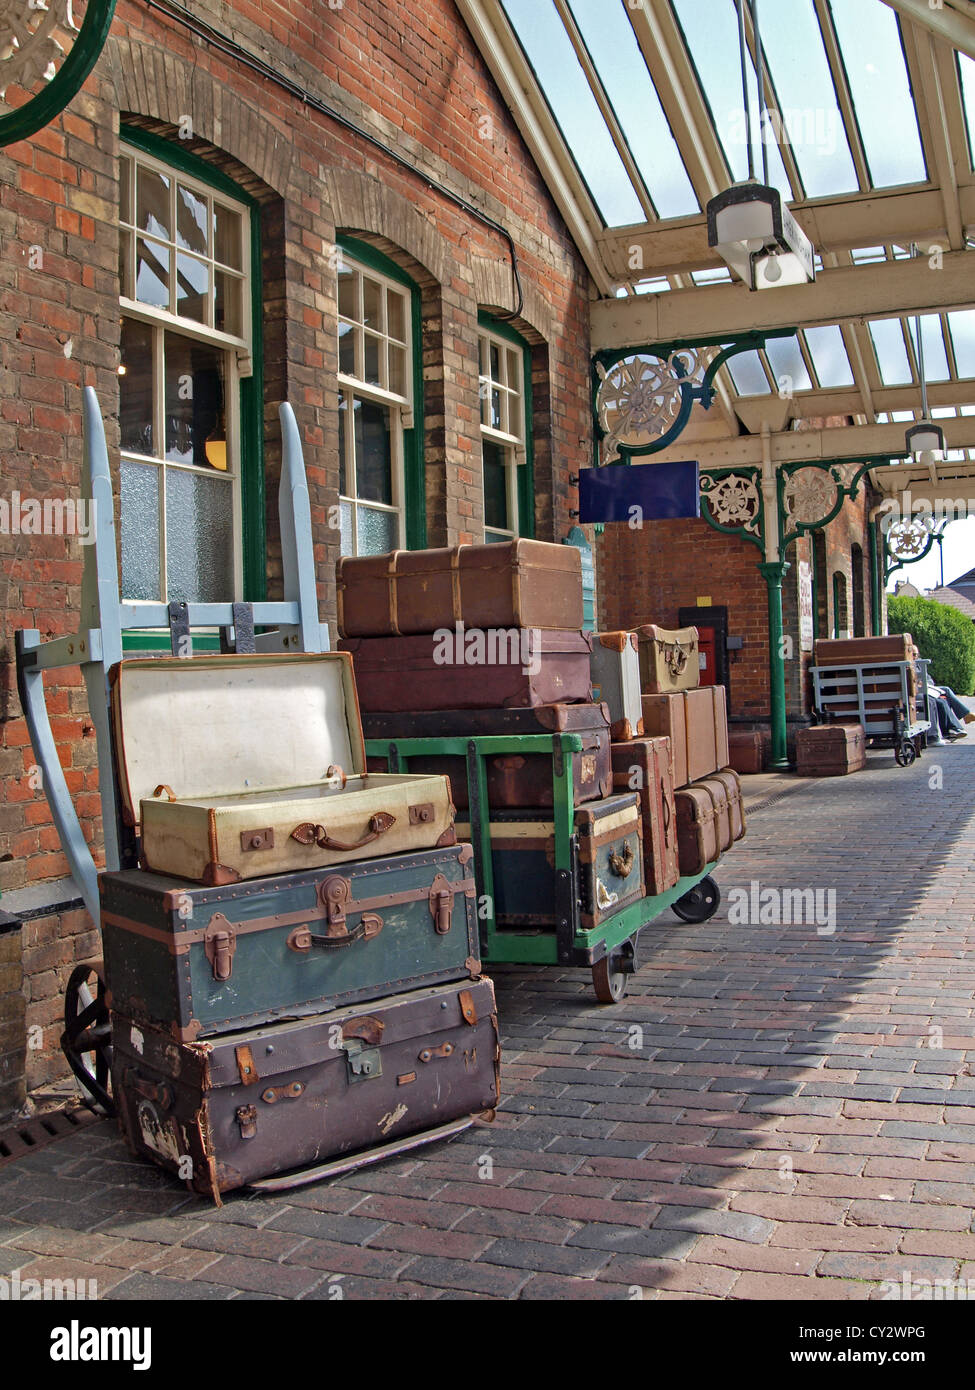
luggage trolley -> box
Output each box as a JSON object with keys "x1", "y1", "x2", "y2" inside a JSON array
[
  {"x1": 15, "y1": 390, "x2": 329, "y2": 1110},
  {"x1": 367, "y1": 732, "x2": 721, "y2": 1004},
  {"x1": 810, "y1": 659, "x2": 931, "y2": 767}
]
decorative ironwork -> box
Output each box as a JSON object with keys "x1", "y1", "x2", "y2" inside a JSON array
[
  {"x1": 595, "y1": 349, "x2": 709, "y2": 463},
  {"x1": 700, "y1": 471, "x2": 762, "y2": 538},
  {"x1": 886, "y1": 517, "x2": 933, "y2": 561},
  {"x1": 0, "y1": 0, "x2": 115, "y2": 147},
  {"x1": 782, "y1": 466, "x2": 838, "y2": 528}
]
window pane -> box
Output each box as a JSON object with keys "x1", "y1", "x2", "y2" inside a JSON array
[
  {"x1": 483, "y1": 440, "x2": 510, "y2": 532},
  {"x1": 387, "y1": 291, "x2": 406, "y2": 342},
  {"x1": 948, "y1": 310, "x2": 975, "y2": 378},
  {"x1": 803, "y1": 325, "x2": 855, "y2": 387},
  {"x1": 338, "y1": 264, "x2": 357, "y2": 320},
  {"x1": 339, "y1": 322, "x2": 356, "y2": 375},
  {"x1": 176, "y1": 184, "x2": 208, "y2": 256},
  {"x1": 214, "y1": 204, "x2": 242, "y2": 269},
  {"x1": 176, "y1": 252, "x2": 209, "y2": 324},
  {"x1": 357, "y1": 505, "x2": 397, "y2": 555},
  {"x1": 136, "y1": 165, "x2": 170, "y2": 240},
  {"x1": 907, "y1": 315, "x2": 950, "y2": 383},
  {"x1": 120, "y1": 155, "x2": 132, "y2": 224},
  {"x1": 869, "y1": 319, "x2": 912, "y2": 385},
  {"x1": 338, "y1": 395, "x2": 349, "y2": 495},
  {"x1": 363, "y1": 332, "x2": 381, "y2": 387},
  {"x1": 490, "y1": 342, "x2": 501, "y2": 380},
  {"x1": 725, "y1": 349, "x2": 771, "y2": 396},
  {"x1": 118, "y1": 227, "x2": 132, "y2": 300},
  {"x1": 388, "y1": 344, "x2": 406, "y2": 397},
  {"x1": 120, "y1": 459, "x2": 161, "y2": 601},
  {"x1": 506, "y1": 350, "x2": 520, "y2": 393},
  {"x1": 135, "y1": 236, "x2": 170, "y2": 309},
  {"x1": 764, "y1": 336, "x2": 812, "y2": 393},
  {"x1": 362, "y1": 276, "x2": 382, "y2": 330},
  {"x1": 165, "y1": 469, "x2": 234, "y2": 602},
  {"x1": 829, "y1": 0, "x2": 926, "y2": 187},
  {"x1": 491, "y1": 387, "x2": 502, "y2": 430},
  {"x1": 340, "y1": 501, "x2": 353, "y2": 555},
  {"x1": 164, "y1": 334, "x2": 226, "y2": 468},
  {"x1": 119, "y1": 318, "x2": 155, "y2": 456},
  {"x1": 353, "y1": 399, "x2": 393, "y2": 505},
  {"x1": 215, "y1": 271, "x2": 242, "y2": 336}
]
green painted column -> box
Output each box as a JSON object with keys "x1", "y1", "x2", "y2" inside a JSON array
[
  {"x1": 868, "y1": 519, "x2": 882, "y2": 636},
  {"x1": 758, "y1": 560, "x2": 792, "y2": 770}
]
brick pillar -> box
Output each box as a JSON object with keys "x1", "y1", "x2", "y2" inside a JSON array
[{"x1": 0, "y1": 910, "x2": 25, "y2": 1119}]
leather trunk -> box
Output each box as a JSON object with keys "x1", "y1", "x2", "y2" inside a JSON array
[
  {"x1": 641, "y1": 693, "x2": 688, "y2": 789},
  {"x1": 694, "y1": 776, "x2": 733, "y2": 853},
  {"x1": 111, "y1": 978, "x2": 500, "y2": 1203},
  {"x1": 365, "y1": 704, "x2": 612, "y2": 810},
  {"x1": 340, "y1": 630, "x2": 593, "y2": 712},
  {"x1": 712, "y1": 768, "x2": 746, "y2": 843},
  {"x1": 110, "y1": 653, "x2": 456, "y2": 885},
  {"x1": 610, "y1": 736, "x2": 679, "y2": 896},
  {"x1": 795, "y1": 722, "x2": 867, "y2": 776},
  {"x1": 675, "y1": 785, "x2": 722, "y2": 876},
  {"x1": 337, "y1": 541, "x2": 583, "y2": 636},
  {"x1": 456, "y1": 793, "x2": 645, "y2": 932},
  {"x1": 814, "y1": 635, "x2": 915, "y2": 666},
  {"x1": 99, "y1": 843, "x2": 479, "y2": 1041},
  {"x1": 728, "y1": 730, "x2": 766, "y2": 775},
  {"x1": 642, "y1": 689, "x2": 721, "y2": 787},
  {"x1": 637, "y1": 625, "x2": 700, "y2": 694},
  {"x1": 590, "y1": 632, "x2": 644, "y2": 741},
  {"x1": 712, "y1": 686, "x2": 731, "y2": 768}
]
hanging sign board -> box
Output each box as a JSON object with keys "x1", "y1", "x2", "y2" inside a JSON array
[
  {"x1": 579, "y1": 460, "x2": 701, "y2": 525},
  {"x1": 799, "y1": 559, "x2": 814, "y2": 652}
]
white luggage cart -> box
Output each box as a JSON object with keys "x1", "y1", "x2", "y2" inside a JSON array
[{"x1": 810, "y1": 658, "x2": 932, "y2": 766}]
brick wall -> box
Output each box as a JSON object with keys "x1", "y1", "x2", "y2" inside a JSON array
[
  {"x1": 0, "y1": 0, "x2": 593, "y2": 1085},
  {"x1": 0, "y1": 911, "x2": 25, "y2": 1117}
]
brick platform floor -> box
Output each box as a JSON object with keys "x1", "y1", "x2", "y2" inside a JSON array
[{"x1": 2, "y1": 745, "x2": 974, "y2": 1300}]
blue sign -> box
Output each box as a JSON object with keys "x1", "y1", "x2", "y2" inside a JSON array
[{"x1": 579, "y1": 460, "x2": 701, "y2": 524}]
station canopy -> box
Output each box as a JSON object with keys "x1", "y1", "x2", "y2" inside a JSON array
[{"x1": 457, "y1": 0, "x2": 975, "y2": 497}]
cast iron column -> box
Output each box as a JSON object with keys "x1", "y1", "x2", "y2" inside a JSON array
[{"x1": 759, "y1": 560, "x2": 791, "y2": 770}]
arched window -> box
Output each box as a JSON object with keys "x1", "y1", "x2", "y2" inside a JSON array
[
  {"x1": 477, "y1": 314, "x2": 534, "y2": 541},
  {"x1": 851, "y1": 544, "x2": 866, "y2": 637},
  {"x1": 832, "y1": 571, "x2": 850, "y2": 640}
]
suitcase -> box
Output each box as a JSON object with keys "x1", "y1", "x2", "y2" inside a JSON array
[
  {"x1": 695, "y1": 776, "x2": 733, "y2": 853},
  {"x1": 111, "y1": 977, "x2": 500, "y2": 1203},
  {"x1": 110, "y1": 653, "x2": 456, "y2": 886},
  {"x1": 674, "y1": 785, "x2": 722, "y2": 876},
  {"x1": 795, "y1": 722, "x2": 866, "y2": 776},
  {"x1": 590, "y1": 632, "x2": 644, "y2": 741},
  {"x1": 365, "y1": 703, "x2": 613, "y2": 810},
  {"x1": 337, "y1": 540, "x2": 583, "y2": 637},
  {"x1": 728, "y1": 729, "x2": 766, "y2": 775},
  {"x1": 712, "y1": 768, "x2": 746, "y2": 843},
  {"x1": 99, "y1": 843, "x2": 479, "y2": 1042},
  {"x1": 712, "y1": 686, "x2": 731, "y2": 768},
  {"x1": 456, "y1": 793, "x2": 645, "y2": 931},
  {"x1": 637, "y1": 625, "x2": 700, "y2": 694},
  {"x1": 641, "y1": 693, "x2": 688, "y2": 789},
  {"x1": 684, "y1": 687, "x2": 721, "y2": 784},
  {"x1": 610, "y1": 737, "x2": 679, "y2": 896},
  {"x1": 340, "y1": 630, "x2": 593, "y2": 712},
  {"x1": 813, "y1": 635, "x2": 915, "y2": 666}
]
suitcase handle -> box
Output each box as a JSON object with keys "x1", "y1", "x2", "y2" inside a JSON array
[
  {"x1": 608, "y1": 843, "x2": 635, "y2": 878},
  {"x1": 287, "y1": 916, "x2": 384, "y2": 952},
  {"x1": 291, "y1": 811, "x2": 396, "y2": 851},
  {"x1": 661, "y1": 781, "x2": 672, "y2": 844}
]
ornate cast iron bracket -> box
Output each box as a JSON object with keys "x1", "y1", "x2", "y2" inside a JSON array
[
  {"x1": 0, "y1": 0, "x2": 116, "y2": 148},
  {"x1": 777, "y1": 460, "x2": 872, "y2": 551},
  {"x1": 882, "y1": 515, "x2": 947, "y2": 584},
  {"x1": 700, "y1": 467, "x2": 765, "y2": 552},
  {"x1": 591, "y1": 329, "x2": 797, "y2": 462}
]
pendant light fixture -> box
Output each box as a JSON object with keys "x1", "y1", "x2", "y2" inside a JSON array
[{"x1": 706, "y1": 0, "x2": 815, "y2": 292}]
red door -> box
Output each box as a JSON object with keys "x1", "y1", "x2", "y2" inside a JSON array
[{"x1": 697, "y1": 625, "x2": 716, "y2": 686}]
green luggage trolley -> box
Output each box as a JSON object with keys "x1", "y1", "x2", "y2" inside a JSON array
[{"x1": 366, "y1": 732, "x2": 721, "y2": 1004}]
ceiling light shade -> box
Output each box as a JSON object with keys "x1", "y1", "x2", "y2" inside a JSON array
[
  {"x1": 706, "y1": 182, "x2": 815, "y2": 292},
  {"x1": 905, "y1": 420, "x2": 945, "y2": 457}
]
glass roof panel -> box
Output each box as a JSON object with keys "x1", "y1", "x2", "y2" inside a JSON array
[
  {"x1": 960, "y1": 55, "x2": 975, "y2": 169},
  {"x1": 500, "y1": 0, "x2": 644, "y2": 227},
  {"x1": 725, "y1": 349, "x2": 771, "y2": 396},
  {"x1": 567, "y1": 0, "x2": 699, "y2": 218},
  {"x1": 948, "y1": 310, "x2": 975, "y2": 378},
  {"x1": 828, "y1": 0, "x2": 927, "y2": 188},
  {"x1": 633, "y1": 277, "x2": 673, "y2": 294},
  {"x1": 803, "y1": 325, "x2": 855, "y2": 388},
  {"x1": 755, "y1": 0, "x2": 857, "y2": 198},
  {"x1": 850, "y1": 246, "x2": 887, "y2": 263},
  {"x1": 869, "y1": 319, "x2": 912, "y2": 385},
  {"x1": 672, "y1": 0, "x2": 793, "y2": 200},
  {"x1": 764, "y1": 337, "x2": 813, "y2": 393},
  {"x1": 907, "y1": 315, "x2": 951, "y2": 383}
]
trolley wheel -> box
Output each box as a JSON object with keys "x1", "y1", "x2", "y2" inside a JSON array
[
  {"x1": 895, "y1": 739, "x2": 917, "y2": 767},
  {"x1": 672, "y1": 875, "x2": 721, "y2": 924},
  {"x1": 591, "y1": 938, "x2": 636, "y2": 1004},
  {"x1": 61, "y1": 962, "x2": 114, "y2": 1116}
]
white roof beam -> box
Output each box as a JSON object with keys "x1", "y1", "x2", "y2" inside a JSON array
[
  {"x1": 639, "y1": 416, "x2": 975, "y2": 468},
  {"x1": 881, "y1": 0, "x2": 975, "y2": 62},
  {"x1": 901, "y1": 21, "x2": 966, "y2": 248}
]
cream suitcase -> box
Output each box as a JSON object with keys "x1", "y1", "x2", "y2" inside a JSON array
[
  {"x1": 637, "y1": 625, "x2": 700, "y2": 694},
  {"x1": 589, "y1": 632, "x2": 644, "y2": 742},
  {"x1": 110, "y1": 654, "x2": 457, "y2": 885}
]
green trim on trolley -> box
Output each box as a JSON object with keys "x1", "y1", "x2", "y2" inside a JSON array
[
  {"x1": 0, "y1": 0, "x2": 117, "y2": 148},
  {"x1": 478, "y1": 311, "x2": 536, "y2": 540},
  {"x1": 338, "y1": 235, "x2": 427, "y2": 550}
]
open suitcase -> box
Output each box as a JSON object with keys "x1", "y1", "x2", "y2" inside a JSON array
[
  {"x1": 111, "y1": 977, "x2": 500, "y2": 1203},
  {"x1": 99, "y1": 843, "x2": 479, "y2": 1041},
  {"x1": 109, "y1": 653, "x2": 456, "y2": 885}
]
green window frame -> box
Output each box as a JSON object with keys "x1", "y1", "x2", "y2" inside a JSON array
[
  {"x1": 477, "y1": 312, "x2": 535, "y2": 541},
  {"x1": 337, "y1": 235, "x2": 426, "y2": 552},
  {"x1": 119, "y1": 126, "x2": 265, "y2": 652}
]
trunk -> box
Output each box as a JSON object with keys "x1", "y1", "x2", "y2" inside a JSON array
[
  {"x1": 694, "y1": 776, "x2": 733, "y2": 853},
  {"x1": 675, "y1": 785, "x2": 721, "y2": 876},
  {"x1": 641, "y1": 693, "x2": 688, "y2": 789},
  {"x1": 337, "y1": 541, "x2": 583, "y2": 637},
  {"x1": 712, "y1": 686, "x2": 730, "y2": 768},
  {"x1": 814, "y1": 635, "x2": 915, "y2": 666},
  {"x1": 727, "y1": 729, "x2": 766, "y2": 775},
  {"x1": 610, "y1": 736, "x2": 679, "y2": 896},
  {"x1": 711, "y1": 768, "x2": 746, "y2": 843},
  {"x1": 637, "y1": 625, "x2": 700, "y2": 694},
  {"x1": 795, "y1": 723, "x2": 867, "y2": 776},
  {"x1": 99, "y1": 844, "x2": 479, "y2": 1041},
  {"x1": 683, "y1": 687, "x2": 721, "y2": 784},
  {"x1": 111, "y1": 978, "x2": 500, "y2": 1203},
  {"x1": 589, "y1": 632, "x2": 644, "y2": 742},
  {"x1": 341, "y1": 630, "x2": 593, "y2": 712},
  {"x1": 456, "y1": 793, "x2": 645, "y2": 932}
]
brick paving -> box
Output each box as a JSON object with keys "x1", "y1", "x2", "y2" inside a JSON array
[{"x1": 2, "y1": 746, "x2": 974, "y2": 1300}]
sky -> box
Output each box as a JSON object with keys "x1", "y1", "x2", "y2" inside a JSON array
[{"x1": 886, "y1": 516, "x2": 975, "y2": 593}]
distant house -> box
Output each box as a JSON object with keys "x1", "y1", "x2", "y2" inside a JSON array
[{"x1": 927, "y1": 569, "x2": 975, "y2": 622}]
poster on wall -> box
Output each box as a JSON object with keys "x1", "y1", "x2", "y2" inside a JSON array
[{"x1": 799, "y1": 559, "x2": 814, "y2": 651}]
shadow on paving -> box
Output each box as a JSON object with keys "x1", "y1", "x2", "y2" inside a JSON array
[{"x1": 0, "y1": 746, "x2": 973, "y2": 1300}]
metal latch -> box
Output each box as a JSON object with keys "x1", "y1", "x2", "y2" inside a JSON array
[
  {"x1": 261, "y1": 1081, "x2": 305, "y2": 1104},
  {"x1": 241, "y1": 827, "x2": 274, "y2": 852},
  {"x1": 409, "y1": 802, "x2": 435, "y2": 825},
  {"x1": 236, "y1": 1104, "x2": 257, "y2": 1139},
  {"x1": 429, "y1": 873, "x2": 454, "y2": 934},
  {"x1": 418, "y1": 1042, "x2": 454, "y2": 1062},
  {"x1": 339, "y1": 1038, "x2": 382, "y2": 1083},
  {"x1": 205, "y1": 914, "x2": 237, "y2": 981}
]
